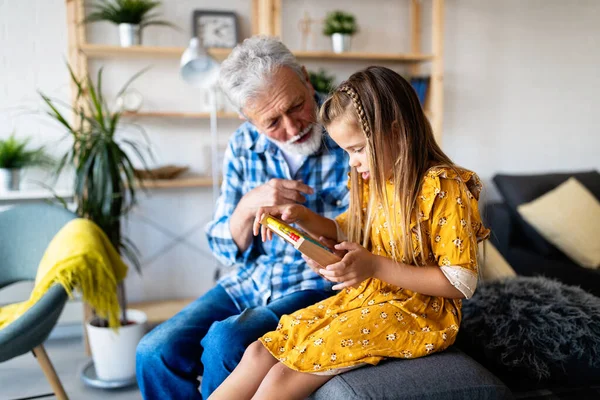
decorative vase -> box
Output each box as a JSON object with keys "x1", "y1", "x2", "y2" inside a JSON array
[
  {"x1": 0, "y1": 168, "x2": 21, "y2": 192},
  {"x1": 331, "y1": 33, "x2": 351, "y2": 53},
  {"x1": 86, "y1": 309, "x2": 147, "y2": 381},
  {"x1": 118, "y1": 23, "x2": 141, "y2": 47}
]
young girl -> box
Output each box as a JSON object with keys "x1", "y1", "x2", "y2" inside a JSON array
[{"x1": 209, "y1": 66, "x2": 490, "y2": 400}]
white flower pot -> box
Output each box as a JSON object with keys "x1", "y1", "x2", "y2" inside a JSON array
[
  {"x1": 86, "y1": 309, "x2": 147, "y2": 381},
  {"x1": 0, "y1": 168, "x2": 21, "y2": 192},
  {"x1": 118, "y1": 23, "x2": 141, "y2": 47},
  {"x1": 331, "y1": 33, "x2": 352, "y2": 53}
]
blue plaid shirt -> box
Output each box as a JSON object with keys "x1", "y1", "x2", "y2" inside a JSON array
[{"x1": 205, "y1": 113, "x2": 350, "y2": 311}]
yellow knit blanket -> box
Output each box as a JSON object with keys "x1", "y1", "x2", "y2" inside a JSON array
[{"x1": 0, "y1": 218, "x2": 128, "y2": 330}]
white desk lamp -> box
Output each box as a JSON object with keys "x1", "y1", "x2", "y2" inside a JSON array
[{"x1": 180, "y1": 37, "x2": 221, "y2": 205}]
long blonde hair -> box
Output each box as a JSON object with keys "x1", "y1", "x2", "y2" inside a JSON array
[{"x1": 320, "y1": 66, "x2": 456, "y2": 265}]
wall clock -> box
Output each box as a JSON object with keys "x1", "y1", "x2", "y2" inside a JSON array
[{"x1": 193, "y1": 10, "x2": 239, "y2": 49}]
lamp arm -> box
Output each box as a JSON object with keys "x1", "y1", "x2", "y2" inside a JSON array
[{"x1": 210, "y1": 86, "x2": 220, "y2": 207}]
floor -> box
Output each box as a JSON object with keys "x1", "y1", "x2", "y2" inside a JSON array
[{"x1": 0, "y1": 337, "x2": 142, "y2": 400}]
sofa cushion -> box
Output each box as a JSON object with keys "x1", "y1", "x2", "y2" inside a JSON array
[
  {"x1": 457, "y1": 277, "x2": 600, "y2": 388},
  {"x1": 517, "y1": 177, "x2": 600, "y2": 269},
  {"x1": 506, "y1": 247, "x2": 600, "y2": 297},
  {"x1": 310, "y1": 347, "x2": 513, "y2": 400},
  {"x1": 493, "y1": 170, "x2": 600, "y2": 257},
  {"x1": 479, "y1": 242, "x2": 517, "y2": 282}
]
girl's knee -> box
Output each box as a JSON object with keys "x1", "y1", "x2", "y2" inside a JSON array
[{"x1": 243, "y1": 340, "x2": 271, "y2": 362}]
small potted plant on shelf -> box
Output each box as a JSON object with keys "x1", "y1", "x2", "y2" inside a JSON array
[
  {"x1": 323, "y1": 10, "x2": 358, "y2": 53},
  {"x1": 0, "y1": 133, "x2": 53, "y2": 192},
  {"x1": 85, "y1": 0, "x2": 176, "y2": 47},
  {"x1": 40, "y1": 65, "x2": 153, "y2": 383},
  {"x1": 309, "y1": 68, "x2": 335, "y2": 94}
]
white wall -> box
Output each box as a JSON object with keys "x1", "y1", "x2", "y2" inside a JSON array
[
  {"x1": 443, "y1": 0, "x2": 600, "y2": 200},
  {"x1": 1, "y1": 0, "x2": 599, "y2": 304}
]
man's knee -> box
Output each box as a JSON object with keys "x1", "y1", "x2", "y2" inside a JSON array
[
  {"x1": 201, "y1": 318, "x2": 245, "y2": 367},
  {"x1": 201, "y1": 307, "x2": 279, "y2": 367},
  {"x1": 137, "y1": 326, "x2": 181, "y2": 369},
  {"x1": 136, "y1": 331, "x2": 162, "y2": 371}
]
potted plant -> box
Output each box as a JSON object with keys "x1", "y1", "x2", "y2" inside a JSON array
[
  {"x1": 40, "y1": 65, "x2": 152, "y2": 382},
  {"x1": 85, "y1": 0, "x2": 176, "y2": 47},
  {"x1": 323, "y1": 10, "x2": 358, "y2": 53},
  {"x1": 309, "y1": 68, "x2": 335, "y2": 94},
  {"x1": 0, "y1": 134, "x2": 53, "y2": 192}
]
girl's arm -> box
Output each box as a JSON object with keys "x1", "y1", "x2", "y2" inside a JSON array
[
  {"x1": 319, "y1": 242, "x2": 465, "y2": 298},
  {"x1": 253, "y1": 204, "x2": 338, "y2": 243},
  {"x1": 373, "y1": 256, "x2": 465, "y2": 299}
]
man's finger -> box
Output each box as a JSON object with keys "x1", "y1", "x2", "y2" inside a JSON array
[
  {"x1": 278, "y1": 188, "x2": 307, "y2": 204},
  {"x1": 261, "y1": 224, "x2": 269, "y2": 242},
  {"x1": 279, "y1": 179, "x2": 314, "y2": 195},
  {"x1": 253, "y1": 216, "x2": 260, "y2": 236}
]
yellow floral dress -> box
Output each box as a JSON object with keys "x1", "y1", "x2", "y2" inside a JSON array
[{"x1": 260, "y1": 166, "x2": 490, "y2": 374}]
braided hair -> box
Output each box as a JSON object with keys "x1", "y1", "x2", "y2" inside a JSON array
[{"x1": 337, "y1": 85, "x2": 371, "y2": 138}]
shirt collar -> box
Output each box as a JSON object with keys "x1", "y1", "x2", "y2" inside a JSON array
[{"x1": 248, "y1": 92, "x2": 329, "y2": 155}]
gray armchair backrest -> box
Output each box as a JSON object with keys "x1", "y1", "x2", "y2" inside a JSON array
[{"x1": 0, "y1": 203, "x2": 77, "y2": 289}]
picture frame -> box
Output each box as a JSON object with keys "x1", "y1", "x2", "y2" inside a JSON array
[{"x1": 192, "y1": 10, "x2": 239, "y2": 49}]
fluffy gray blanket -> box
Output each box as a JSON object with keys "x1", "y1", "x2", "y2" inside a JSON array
[{"x1": 459, "y1": 276, "x2": 600, "y2": 381}]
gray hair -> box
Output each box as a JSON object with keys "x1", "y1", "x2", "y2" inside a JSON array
[{"x1": 219, "y1": 36, "x2": 306, "y2": 113}]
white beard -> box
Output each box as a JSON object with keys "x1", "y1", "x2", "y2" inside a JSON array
[{"x1": 270, "y1": 123, "x2": 324, "y2": 156}]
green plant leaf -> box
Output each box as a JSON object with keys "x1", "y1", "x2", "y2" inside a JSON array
[
  {"x1": 84, "y1": 0, "x2": 172, "y2": 27},
  {"x1": 323, "y1": 10, "x2": 358, "y2": 36},
  {"x1": 0, "y1": 133, "x2": 54, "y2": 169}
]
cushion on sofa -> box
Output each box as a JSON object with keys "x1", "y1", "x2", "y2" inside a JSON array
[
  {"x1": 493, "y1": 171, "x2": 600, "y2": 257},
  {"x1": 506, "y1": 247, "x2": 600, "y2": 297},
  {"x1": 479, "y1": 242, "x2": 517, "y2": 281},
  {"x1": 311, "y1": 347, "x2": 513, "y2": 400},
  {"x1": 517, "y1": 177, "x2": 600, "y2": 269},
  {"x1": 457, "y1": 277, "x2": 600, "y2": 388}
]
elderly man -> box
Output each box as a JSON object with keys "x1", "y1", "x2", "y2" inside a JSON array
[{"x1": 136, "y1": 36, "x2": 349, "y2": 399}]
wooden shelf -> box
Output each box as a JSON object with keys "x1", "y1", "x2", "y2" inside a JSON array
[
  {"x1": 79, "y1": 43, "x2": 232, "y2": 61},
  {"x1": 123, "y1": 111, "x2": 240, "y2": 119},
  {"x1": 138, "y1": 176, "x2": 215, "y2": 189},
  {"x1": 130, "y1": 298, "x2": 195, "y2": 325},
  {"x1": 80, "y1": 43, "x2": 433, "y2": 63}
]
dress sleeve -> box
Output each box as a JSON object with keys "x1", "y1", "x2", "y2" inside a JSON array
[
  {"x1": 428, "y1": 177, "x2": 489, "y2": 299},
  {"x1": 334, "y1": 211, "x2": 349, "y2": 241}
]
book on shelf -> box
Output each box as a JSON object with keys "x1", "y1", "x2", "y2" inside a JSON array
[
  {"x1": 259, "y1": 213, "x2": 341, "y2": 267},
  {"x1": 410, "y1": 76, "x2": 430, "y2": 105}
]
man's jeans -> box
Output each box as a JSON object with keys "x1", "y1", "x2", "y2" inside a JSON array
[{"x1": 136, "y1": 284, "x2": 331, "y2": 399}]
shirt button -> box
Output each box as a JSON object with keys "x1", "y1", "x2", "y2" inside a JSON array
[{"x1": 336, "y1": 200, "x2": 343, "y2": 206}]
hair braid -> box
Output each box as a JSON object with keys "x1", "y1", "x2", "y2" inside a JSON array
[{"x1": 338, "y1": 85, "x2": 371, "y2": 137}]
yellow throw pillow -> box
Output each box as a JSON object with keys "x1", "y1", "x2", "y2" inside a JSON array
[
  {"x1": 479, "y1": 241, "x2": 517, "y2": 281},
  {"x1": 517, "y1": 177, "x2": 600, "y2": 269}
]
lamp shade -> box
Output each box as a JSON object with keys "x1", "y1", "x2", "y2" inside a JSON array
[{"x1": 180, "y1": 38, "x2": 220, "y2": 89}]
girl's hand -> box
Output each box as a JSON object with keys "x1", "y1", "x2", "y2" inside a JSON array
[
  {"x1": 301, "y1": 236, "x2": 348, "y2": 279},
  {"x1": 253, "y1": 204, "x2": 307, "y2": 242},
  {"x1": 318, "y1": 242, "x2": 379, "y2": 290}
]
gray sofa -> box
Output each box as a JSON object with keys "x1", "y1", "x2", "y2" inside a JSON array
[{"x1": 311, "y1": 347, "x2": 513, "y2": 400}]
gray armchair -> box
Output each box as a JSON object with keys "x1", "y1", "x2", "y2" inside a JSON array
[{"x1": 0, "y1": 203, "x2": 77, "y2": 400}]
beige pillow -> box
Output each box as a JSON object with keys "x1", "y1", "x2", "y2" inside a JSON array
[
  {"x1": 517, "y1": 177, "x2": 600, "y2": 269},
  {"x1": 478, "y1": 241, "x2": 517, "y2": 281}
]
